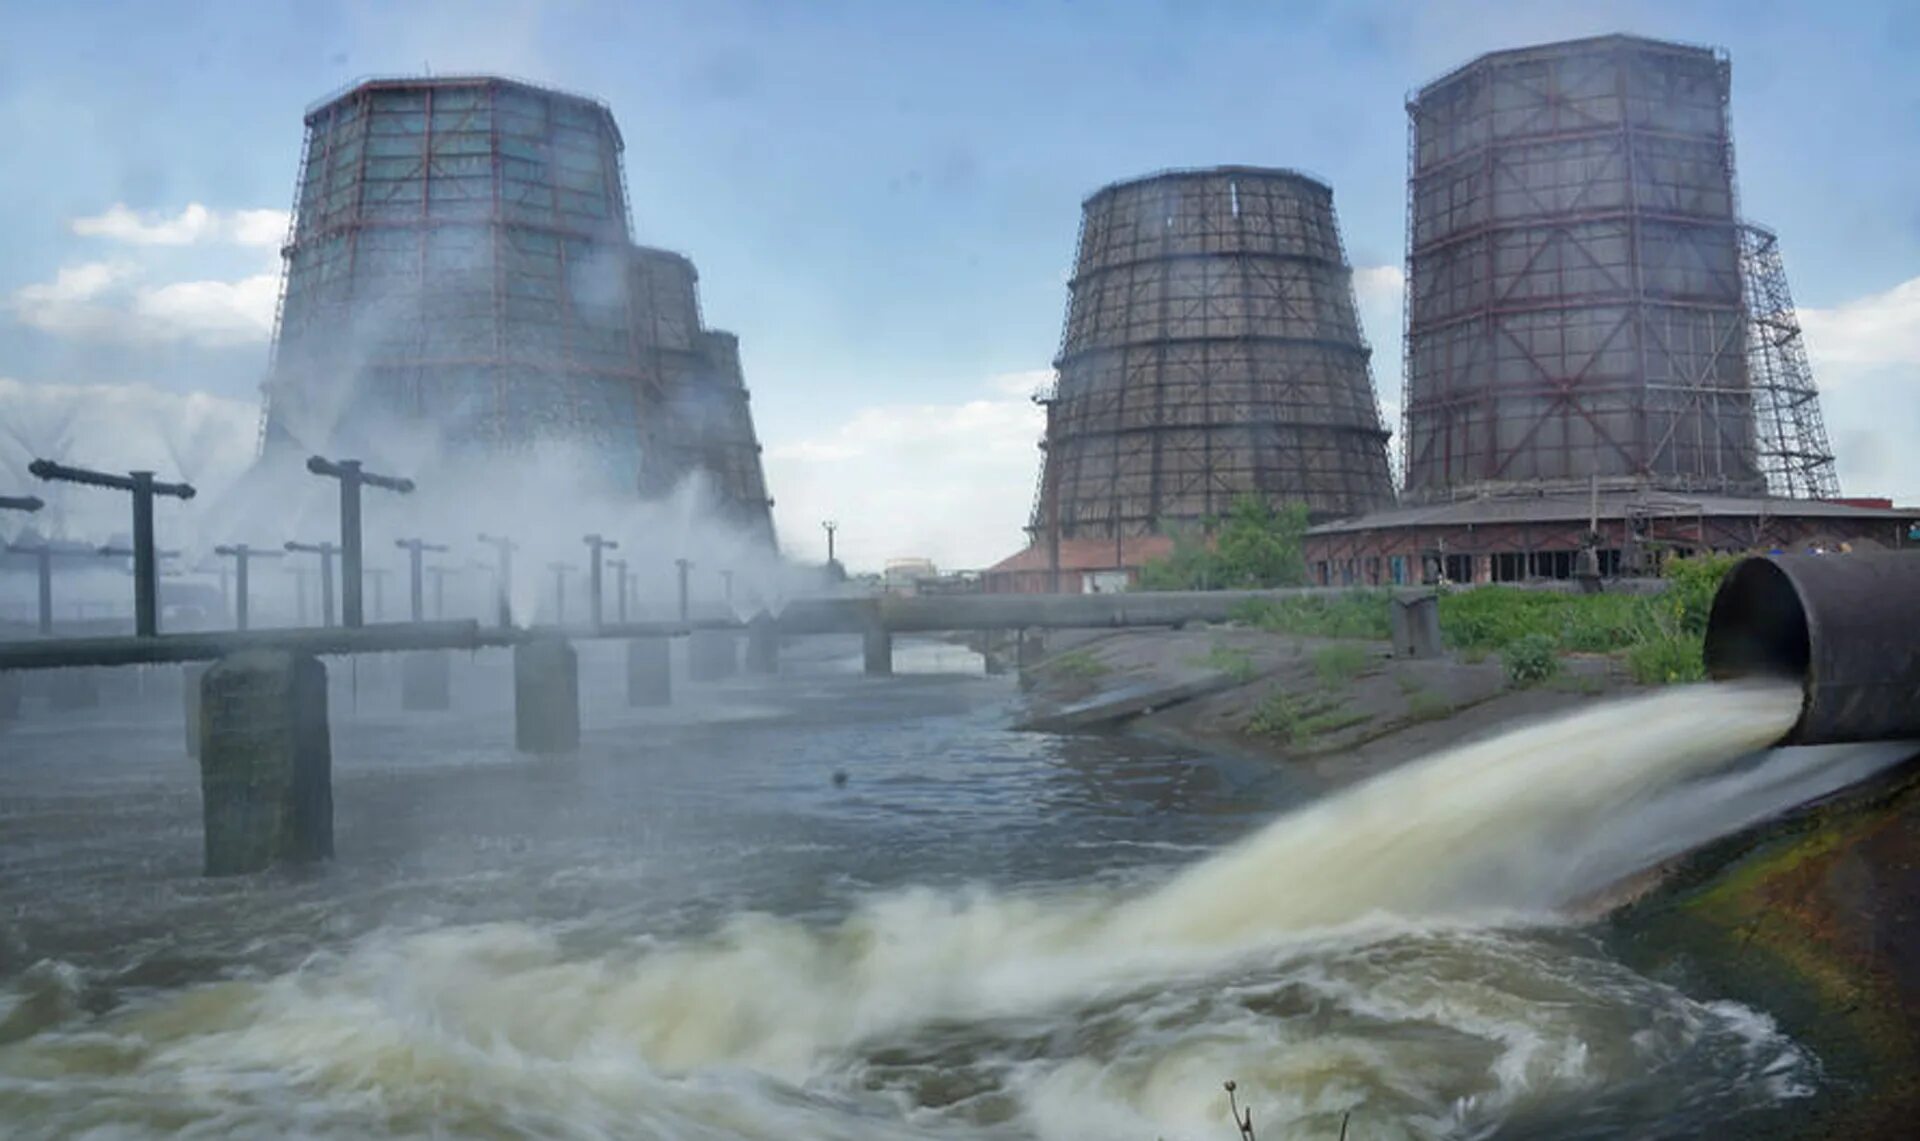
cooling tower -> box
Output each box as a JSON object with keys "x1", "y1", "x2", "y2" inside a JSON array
[
  {"x1": 1401, "y1": 35, "x2": 1769, "y2": 501},
  {"x1": 1031, "y1": 167, "x2": 1395, "y2": 543},
  {"x1": 263, "y1": 77, "x2": 647, "y2": 478}
]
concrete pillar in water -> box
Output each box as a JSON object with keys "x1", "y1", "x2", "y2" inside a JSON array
[
  {"x1": 1016, "y1": 629, "x2": 1048, "y2": 670},
  {"x1": 515, "y1": 638, "x2": 579, "y2": 754},
  {"x1": 400, "y1": 651, "x2": 452, "y2": 711},
  {"x1": 863, "y1": 618, "x2": 893, "y2": 677},
  {"x1": 626, "y1": 638, "x2": 671, "y2": 706},
  {"x1": 745, "y1": 615, "x2": 778, "y2": 675},
  {"x1": 687, "y1": 629, "x2": 739, "y2": 682},
  {"x1": 46, "y1": 669, "x2": 100, "y2": 711},
  {"x1": 197, "y1": 651, "x2": 332, "y2": 876},
  {"x1": 182, "y1": 663, "x2": 206, "y2": 759},
  {"x1": 1389, "y1": 592, "x2": 1444, "y2": 660}
]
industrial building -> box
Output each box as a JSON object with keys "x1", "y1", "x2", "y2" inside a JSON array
[
  {"x1": 990, "y1": 166, "x2": 1396, "y2": 591},
  {"x1": 1302, "y1": 33, "x2": 1912, "y2": 586},
  {"x1": 259, "y1": 75, "x2": 775, "y2": 543}
]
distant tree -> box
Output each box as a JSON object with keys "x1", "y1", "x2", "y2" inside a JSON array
[{"x1": 1136, "y1": 496, "x2": 1310, "y2": 590}]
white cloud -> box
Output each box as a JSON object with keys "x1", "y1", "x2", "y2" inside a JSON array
[
  {"x1": 1797, "y1": 274, "x2": 1920, "y2": 501},
  {"x1": 764, "y1": 372, "x2": 1047, "y2": 571},
  {"x1": 71, "y1": 203, "x2": 289, "y2": 249},
  {"x1": 1352, "y1": 263, "x2": 1405, "y2": 306},
  {"x1": 8, "y1": 260, "x2": 278, "y2": 347}
]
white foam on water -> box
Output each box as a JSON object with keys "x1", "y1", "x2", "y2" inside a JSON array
[{"x1": 2, "y1": 680, "x2": 1868, "y2": 1140}]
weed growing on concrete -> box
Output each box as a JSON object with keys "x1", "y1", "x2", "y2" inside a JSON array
[
  {"x1": 1501, "y1": 633, "x2": 1561, "y2": 687},
  {"x1": 1245, "y1": 691, "x2": 1300, "y2": 740},
  {"x1": 1391, "y1": 669, "x2": 1422, "y2": 695},
  {"x1": 1189, "y1": 643, "x2": 1259, "y2": 684},
  {"x1": 1313, "y1": 644, "x2": 1371, "y2": 687},
  {"x1": 1044, "y1": 650, "x2": 1109, "y2": 680},
  {"x1": 1406, "y1": 690, "x2": 1453, "y2": 721},
  {"x1": 1230, "y1": 591, "x2": 1393, "y2": 639}
]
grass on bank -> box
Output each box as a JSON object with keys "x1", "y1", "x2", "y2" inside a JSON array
[{"x1": 1228, "y1": 553, "x2": 1742, "y2": 687}]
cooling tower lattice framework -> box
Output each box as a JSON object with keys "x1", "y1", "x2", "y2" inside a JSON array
[
  {"x1": 1032, "y1": 167, "x2": 1396, "y2": 542},
  {"x1": 1401, "y1": 34, "x2": 1775, "y2": 501},
  {"x1": 264, "y1": 77, "x2": 659, "y2": 478}
]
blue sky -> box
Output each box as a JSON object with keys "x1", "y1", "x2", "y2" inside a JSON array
[{"x1": 2, "y1": 0, "x2": 1917, "y2": 569}]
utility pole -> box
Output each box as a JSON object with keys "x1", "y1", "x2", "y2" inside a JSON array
[
  {"x1": 675, "y1": 557, "x2": 691, "y2": 623},
  {"x1": 28, "y1": 460, "x2": 195, "y2": 637},
  {"x1": 477, "y1": 533, "x2": 517, "y2": 628},
  {"x1": 606, "y1": 557, "x2": 629, "y2": 624},
  {"x1": 4, "y1": 540, "x2": 92, "y2": 637},
  {"x1": 395, "y1": 538, "x2": 449, "y2": 622},
  {"x1": 548, "y1": 561, "x2": 576, "y2": 625},
  {"x1": 822, "y1": 520, "x2": 838, "y2": 575},
  {"x1": 304, "y1": 456, "x2": 414, "y2": 628},
  {"x1": 284, "y1": 541, "x2": 340, "y2": 627},
  {"x1": 212, "y1": 544, "x2": 285, "y2": 631},
  {"x1": 583, "y1": 534, "x2": 619, "y2": 628}
]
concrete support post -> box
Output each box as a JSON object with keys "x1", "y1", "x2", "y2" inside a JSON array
[
  {"x1": 688, "y1": 629, "x2": 739, "y2": 681},
  {"x1": 745, "y1": 615, "x2": 778, "y2": 675},
  {"x1": 514, "y1": 638, "x2": 579, "y2": 754},
  {"x1": 401, "y1": 651, "x2": 452, "y2": 711},
  {"x1": 1016, "y1": 629, "x2": 1048, "y2": 670},
  {"x1": 197, "y1": 651, "x2": 332, "y2": 876},
  {"x1": 863, "y1": 617, "x2": 893, "y2": 677},
  {"x1": 182, "y1": 663, "x2": 205, "y2": 758},
  {"x1": 0, "y1": 671, "x2": 20, "y2": 722},
  {"x1": 626, "y1": 638, "x2": 671, "y2": 706},
  {"x1": 1389, "y1": 592, "x2": 1444, "y2": 659}
]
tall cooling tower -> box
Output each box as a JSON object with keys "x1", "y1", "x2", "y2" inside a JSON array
[
  {"x1": 1031, "y1": 167, "x2": 1395, "y2": 543},
  {"x1": 263, "y1": 77, "x2": 650, "y2": 480},
  {"x1": 627, "y1": 248, "x2": 775, "y2": 541},
  {"x1": 1401, "y1": 35, "x2": 1768, "y2": 501}
]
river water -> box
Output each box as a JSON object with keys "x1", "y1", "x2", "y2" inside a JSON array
[{"x1": 0, "y1": 639, "x2": 1892, "y2": 1139}]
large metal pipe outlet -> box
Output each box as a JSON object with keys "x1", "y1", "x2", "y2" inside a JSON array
[{"x1": 1704, "y1": 552, "x2": 1920, "y2": 744}]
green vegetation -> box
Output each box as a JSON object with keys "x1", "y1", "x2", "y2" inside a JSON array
[
  {"x1": 1501, "y1": 633, "x2": 1561, "y2": 687},
  {"x1": 1312, "y1": 644, "x2": 1372, "y2": 687},
  {"x1": 1229, "y1": 591, "x2": 1394, "y2": 640},
  {"x1": 1405, "y1": 690, "x2": 1454, "y2": 722},
  {"x1": 1244, "y1": 690, "x2": 1366, "y2": 744},
  {"x1": 1137, "y1": 496, "x2": 1311, "y2": 590},
  {"x1": 1042, "y1": 649, "x2": 1109, "y2": 681},
  {"x1": 1189, "y1": 643, "x2": 1259, "y2": 684}
]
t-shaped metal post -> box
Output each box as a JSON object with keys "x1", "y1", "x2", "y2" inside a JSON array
[
  {"x1": 477, "y1": 533, "x2": 518, "y2": 628},
  {"x1": 675, "y1": 558, "x2": 692, "y2": 623},
  {"x1": 395, "y1": 538, "x2": 450, "y2": 622},
  {"x1": 582, "y1": 534, "x2": 619, "y2": 628},
  {"x1": 548, "y1": 561, "x2": 576, "y2": 625},
  {"x1": 4, "y1": 539, "x2": 91, "y2": 636},
  {"x1": 306, "y1": 456, "x2": 414, "y2": 629},
  {"x1": 425, "y1": 564, "x2": 461, "y2": 620},
  {"x1": 606, "y1": 557, "x2": 629, "y2": 624},
  {"x1": 28, "y1": 459, "x2": 195, "y2": 637},
  {"x1": 0, "y1": 494, "x2": 45, "y2": 513},
  {"x1": 284, "y1": 540, "x2": 340, "y2": 627},
  {"x1": 721, "y1": 568, "x2": 734, "y2": 608},
  {"x1": 212, "y1": 544, "x2": 285, "y2": 631}
]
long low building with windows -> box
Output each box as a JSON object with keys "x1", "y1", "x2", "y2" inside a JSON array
[{"x1": 1302, "y1": 493, "x2": 1919, "y2": 588}]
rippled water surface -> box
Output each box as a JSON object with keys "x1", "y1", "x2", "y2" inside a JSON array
[{"x1": 0, "y1": 640, "x2": 1831, "y2": 1139}]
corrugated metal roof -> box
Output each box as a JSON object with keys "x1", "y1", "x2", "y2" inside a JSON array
[{"x1": 1308, "y1": 493, "x2": 1920, "y2": 535}]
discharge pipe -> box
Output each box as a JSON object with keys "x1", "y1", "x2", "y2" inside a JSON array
[{"x1": 1704, "y1": 552, "x2": 1920, "y2": 745}]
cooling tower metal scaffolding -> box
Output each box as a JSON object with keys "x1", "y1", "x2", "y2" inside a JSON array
[
  {"x1": 1739, "y1": 223, "x2": 1840, "y2": 499},
  {"x1": 1029, "y1": 167, "x2": 1396, "y2": 545},
  {"x1": 259, "y1": 76, "x2": 777, "y2": 542},
  {"x1": 1400, "y1": 34, "x2": 1804, "y2": 502}
]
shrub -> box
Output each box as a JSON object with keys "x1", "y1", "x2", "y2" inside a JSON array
[
  {"x1": 1044, "y1": 650, "x2": 1109, "y2": 680},
  {"x1": 1245, "y1": 691, "x2": 1300, "y2": 739},
  {"x1": 1191, "y1": 644, "x2": 1258, "y2": 684},
  {"x1": 1627, "y1": 631, "x2": 1706, "y2": 686},
  {"x1": 1229, "y1": 591, "x2": 1393, "y2": 640},
  {"x1": 1312, "y1": 644, "x2": 1371, "y2": 687},
  {"x1": 1405, "y1": 690, "x2": 1453, "y2": 721},
  {"x1": 1501, "y1": 633, "x2": 1561, "y2": 687},
  {"x1": 1296, "y1": 706, "x2": 1369, "y2": 739},
  {"x1": 1137, "y1": 496, "x2": 1311, "y2": 590}
]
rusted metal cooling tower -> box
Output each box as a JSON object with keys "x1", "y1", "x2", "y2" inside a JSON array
[
  {"x1": 1031, "y1": 167, "x2": 1396, "y2": 545},
  {"x1": 627, "y1": 248, "x2": 776, "y2": 543},
  {"x1": 263, "y1": 77, "x2": 647, "y2": 470},
  {"x1": 1400, "y1": 34, "x2": 1833, "y2": 501}
]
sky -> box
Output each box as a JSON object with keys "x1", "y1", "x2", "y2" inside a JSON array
[{"x1": 1, "y1": 0, "x2": 1916, "y2": 572}]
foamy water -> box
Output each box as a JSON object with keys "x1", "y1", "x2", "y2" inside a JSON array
[{"x1": 1, "y1": 679, "x2": 1876, "y2": 1140}]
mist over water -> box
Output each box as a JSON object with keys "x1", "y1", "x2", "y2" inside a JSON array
[{"x1": 1, "y1": 674, "x2": 1886, "y2": 1140}]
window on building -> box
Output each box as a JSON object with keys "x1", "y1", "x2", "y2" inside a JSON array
[
  {"x1": 1443, "y1": 554, "x2": 1472, "y2": 584},
  {"x1": 1389, "y1": 555, "x2": 1408, "y2": 585},
  {"x1": 1364, "y1": 556, "x2": 1382, "y2": 584}
]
